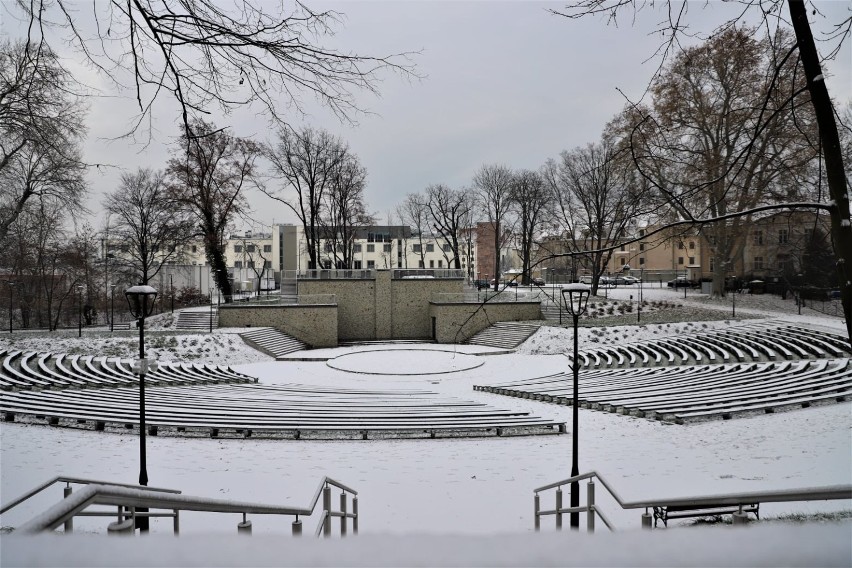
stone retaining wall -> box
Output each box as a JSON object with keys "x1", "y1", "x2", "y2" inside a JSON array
[
  {"x1": 429, "y1": 301, "x2": 542, "y2": 343},
  {"x1": 218, "y1": 304, "x2": 337, "y2": 347}
]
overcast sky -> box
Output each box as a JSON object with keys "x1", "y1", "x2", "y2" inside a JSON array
[{"x1": 3, "y1": 1, "x2": 850, "y2": 233}]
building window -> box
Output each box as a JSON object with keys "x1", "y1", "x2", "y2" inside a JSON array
[
  {"x1": 367, "y1": 260, "x2": 375, "y2": 269},
  {"x1": 754, "y1": 256, "x2": 764, "y2": 270},
  {"x1": 246, "y1": 244, "x2": 255, "y2": 252},
  {"x1": 689, "y1": 241, "x2": 695, "y2": 249},
  {"x1": 247, "y1": 261, "x2": 255, "y2": 269},
  {"x1": 426, "y1": 243, "x2": 434, "y2": 252},
  {"x1": 639, "y1": 229, "x2": 645, "y2": 237},
  {"x1": 778, "y1": 229, "x2": 789, "y2": 244},
  {"x1": 413, "y1": 244, "x2": 422, "y2": 253},
  {"x1": 709, "y1": 257, "x2": 715, "y2": 271},
  {"x1": 234, "y1": 245, "x2": 243, "y2": 252},
  {"x1": 620, "y1": 258, "x2": 626, "y2": 266},
  {"x1": 263, "y1": 245, "x2": 272, "y2": 253},
  {"x1": 639, "y1": 243, "x2": 645, "y2": 252},
  {"x1": 688, "y1": 256, "x2": 695, "y2": 264},
  {"x1": 677, "y1": 257, "x2": 684, "y2": 265},
  {"x1": 678, "y1": 242, "x2": 684, "y2": 250},
  {"x1": 367, "y1": 244, "x2": 375, "y2": 253},
  {"x1": 438, "y1": 260, "x2": 443, "y2": 268},
  {"x1": 754, "y1": 231, "x2": 763, "y2": 245},
  {"x1": 639, "y1": 257, "x2": 645, "y2": 265},
  {"x1": 235, "y1": 261, "x2": 242, "y2": 268},
  {"x1": 429, "y1": 260, "x2": 435, "y2": 268},
  {"x1": 191, "y1": 245, "x2": 197, "y2": 253},
  {"x1": 443, "y1": 244, "x2": 451, "y2": 253},
  {"x1": 418, "y1": 260, "x2": 424, "y2": 268},
  {"x1": 354, "y1": 244, "x2": 362, "y2": 253},
  {"x1": 383, "y1": 244, "x2": 392, "y2": 253},
  {"x1": 620, "y1": 244, "x2": 626, "y2": 252},
  {"x1": 354, "y1": 260, "x2": 362, "y2": 269}
]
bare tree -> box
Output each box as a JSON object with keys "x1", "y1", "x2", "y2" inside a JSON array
[
  {"x1": 262, "y1": 127, "x2": 348, "y2": 270},
  {"x1": 397, "y1": 193, "x2": 431, "y2": 268},
  {"x1": 424, "y1": 184, "x2": 472, "y2": 272},
  {"x1": 0, "y1": 40, "x2": 86, "y2": 241},
  {"x1": 321, "y1": 154, "x2": 372, "y2": 269},
  {"x1": 104, "y1": 168, "x2": 194, "y2": 285},
  {"x1": 510, "y1": 169, "x2": 552, "y2": 285},
  {"x1": 11, "y1": 2, "x2": 416, "y2": 139},
  {"x1": 623, "y1": 27, "x2": 820, "y2": 297},
  {"x1": 543, "y1": 141, "x2": 648, "y2": 294},
  {"x1": 550, "y1": 0, "x2": 852, "y2": 349},
  {"x1": 473, "y1": 164, "x2": 516, "y2": 290},
  {"x1": 166, "y1": 119, "x2": 261, "y2": 302}
]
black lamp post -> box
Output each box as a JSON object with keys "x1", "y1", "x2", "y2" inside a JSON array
[
  {"x1": 110, "y1": 284, "x2": 116, "y2": 332},
  {"x1": 77, "y1": 285, "x2": 84, "y2": 337},
  {"x1": 8, "y1": 281, "x2": 16, "y2": 333},
  {"x1": 125, "y1": 284, "x2": 157, "y2": 531},
  {"x1": 561, "y1": 283, "x2": 591, "y2": 530},
  {"x1": 170, "y1": 274, "x2": 174, "y2": 314}
]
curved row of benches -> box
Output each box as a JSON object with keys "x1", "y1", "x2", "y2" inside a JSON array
[
  {"x1": 0, "y1": 381, "x2": 565, "y2": 439},
  {"x1": 0, "y1": 350, "x2": 256, "y2": 391},
  {"x1": 476, "y1": 358, "x2": 852, "y2": 423},
  {"x1": 577, "y1": 323, "x2": 851, "y2": 369}
]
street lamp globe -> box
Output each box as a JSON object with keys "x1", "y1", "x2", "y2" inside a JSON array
[
  {"x1": 125, "y1": 285, "x2": 158, "y2": 319},
  {"x1": 562, "y1": 283, "x2": 591, "y2": 317}
]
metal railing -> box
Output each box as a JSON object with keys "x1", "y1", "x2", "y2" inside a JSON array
[
  {"x1": 432, "y1": 291, "x2": 545, "y2": 304},
  {"x1": 3, "y1": 476, "x2": 358, "y2": 538},
  {"x1": 219, "y1": 294, "x2": 335, "y2": 306},
  {"x1": 298, "y1": 269, "x2": 374, "y2": 280},
  {"x1": 534, "y1": 470, "x2": 852, "y2": 532},
  {"x1": 392, "y1": 269, "x2": 464, "y2": 279},
  {"x1": 0, "y1": 476, "x2": 182, "y2": 534}
]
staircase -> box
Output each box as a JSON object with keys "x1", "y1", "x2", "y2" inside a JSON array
[
  {"x1": 541, "y1": 302, "x2": 564, "y2": 322},
  {"x1": 240, "y1": 327, "x2": 307, "y2": 358},
  {"x1": 466, "y1": 322, "x2": 541, "y2": 350},
  {"x1": 175, "y1": 309, "x2": 217, "y2": 331}
]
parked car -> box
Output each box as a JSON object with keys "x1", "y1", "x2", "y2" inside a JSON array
[
  {"x1": 667, "y1": 277, "x2": 697, "y2": 288},
  {"x1": 531, "y1": 277, "x2": 545, "y2": 286},
  {"x1": 580, "y1": 275, "x2": 612, "y2": 285},
  {"x1": 473, "y1": 279, "x2": 490, "y2": 290},
  {"x1": 615, "y1": 276, "x2": 640, "y2": 285}
]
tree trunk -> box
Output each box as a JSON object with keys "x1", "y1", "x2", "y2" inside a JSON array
[{"x1": 788, "y1": 0, "x2": 852, "y2": 345}]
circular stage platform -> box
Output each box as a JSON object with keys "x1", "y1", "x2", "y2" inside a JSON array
[{"x1": 326, "y1": 349, "x2": 485, "y2": 375}]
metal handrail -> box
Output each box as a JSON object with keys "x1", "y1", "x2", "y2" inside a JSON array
[
  {"x1": 0, "y1": 476, "x2": 181, "y2": 515},
  {"x1": 534, "y1": 470, "x2": 852, "y2": 532},
  {"x1": 8, "y1": 476, "x2": 358, "y2": 538}
]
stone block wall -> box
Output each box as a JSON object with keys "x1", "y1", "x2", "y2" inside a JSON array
[
  {"x1": 429, "y1": 301, "x2": 542, "y2": 343},
  {"x1": 300, "y1": 272, "x2": 463, "y2": 340},
  {"x1": 298, "y1": 279, "x2": 376, "y2": 341},
  {"x1": 218, "y1": 304, "x2": 338, "y2": 347}
]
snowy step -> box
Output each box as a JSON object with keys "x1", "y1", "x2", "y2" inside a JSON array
[{"x1": 240, "y1": 328, "x2": 308, "y2": 357}]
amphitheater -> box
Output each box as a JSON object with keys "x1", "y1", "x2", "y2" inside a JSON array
[
  {"x1": 2, "y1": 321, "x2": 850, "y2": 436},
  {"x1": 1, "y1": 298, "x2": 851, "y2": 566}
]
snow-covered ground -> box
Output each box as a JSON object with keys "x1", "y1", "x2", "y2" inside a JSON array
[{"x1": 1, "y1": 287, "x2": 850, "y2": 566}]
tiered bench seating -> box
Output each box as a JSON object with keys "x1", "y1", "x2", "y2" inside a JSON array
[
  {"x1": 574, "y1": 322, "x2": 851, "y2": 370},
  {"x1": 476, "y1": 323, "x2": 852, "y2": 423},
  {"x1": 0, "y1": 352, "x2": 257, "y2": 391},
  {"x1": 0, "y1": 382, "x2": 565, "y2": 439}
]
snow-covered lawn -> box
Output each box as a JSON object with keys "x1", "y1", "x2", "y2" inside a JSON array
[{"x1": 1, "y1": 289, "x2": 850, "y2": 566}]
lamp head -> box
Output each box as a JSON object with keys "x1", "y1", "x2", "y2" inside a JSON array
[
  {"x1": 561, "y1": 283, "x2": 591, "y2": 317},
  {"x1": 125, "y1": 284, "x2": 158, "y2": 319}
]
